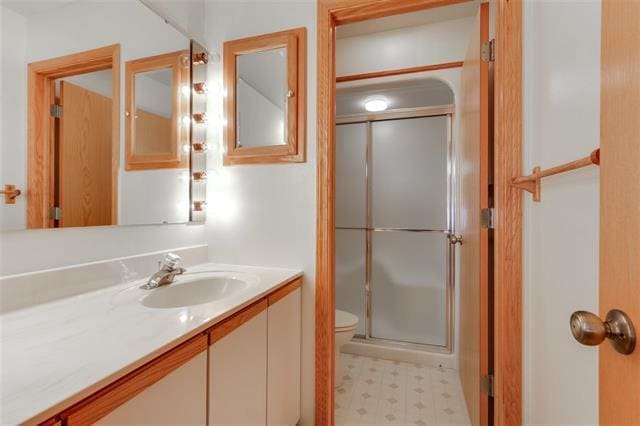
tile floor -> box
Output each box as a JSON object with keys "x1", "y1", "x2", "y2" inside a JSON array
[{"x1": 335, "y1": 352, "x2": 471, "y2": 425}]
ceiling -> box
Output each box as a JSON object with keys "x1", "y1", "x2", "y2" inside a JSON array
[
  {"x1": 336, "y1": 1, "x2": 480, "y2": 39},
  {"x1": 337, "y1": 78, "x2": 454, "y2": 116},
  {"x1": 1, "y1": 0, "x2": 77, "y2": 17}
]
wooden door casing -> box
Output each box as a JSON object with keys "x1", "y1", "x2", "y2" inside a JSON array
[
  {"x1": 600, "y1": 0, "x2": 640, "y2": 423},
  {"x1": 316, "y1": 0, "x2": 523, "y2": 423},
  {"x1": 59, "y1": 81, "x2": 114, "y2": 227},
  {"x1": 459, "y1": 3, "x2": 490, "y2": 426}
]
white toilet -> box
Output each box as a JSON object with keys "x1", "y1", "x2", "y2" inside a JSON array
[{"x1": 335, "y1": 309, "x2": 359, "y2": 387}]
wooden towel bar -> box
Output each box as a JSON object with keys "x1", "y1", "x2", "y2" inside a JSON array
[{"x1": 511, "y1": 148, "x2": 600, "y2": 202}]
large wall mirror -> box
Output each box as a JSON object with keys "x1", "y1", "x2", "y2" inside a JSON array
[
  {"x1": 223, "y1": 27, "x2": 306, "y2": 165},
  {"x1": 0, "y1": 0, "x2": 208, "y2": 231}
]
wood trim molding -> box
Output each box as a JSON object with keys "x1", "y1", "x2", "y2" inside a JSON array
[
  {"x1": 336, "y1": 104, "x2": 454, "y2": 124},
  {"x1": 223, "y1": 27, "x2": 307, "y2": 165},
  {"x1": 124, "y1": 50, "x2": 190, "y2": 171},
  {"x1": 316, "y1": 0, "x2": 522, "y2": 425},
  {"x1": 336, "y1": 61, "x2": 463, "y2": 83},
  {"x1": 326, "y1": 0, "x2": 470, "y2": 25},
  {"x1": 316, "y1": 3, "x2": 337, "y2": 424},
  {"x1": 209, "y1": 299, "x2": 268, "y2": 345},
  {"x1": 61, "y1": 335, "x2": 207, "y2": 425},
  {"x1": 268, "y1": 278, "x2": 302, "y2": 306},
  {"x1": 493, "y1": 0, "x2": 523, "y2": 424},
  {"x1": 27, "y1": 44, "x2": 120, "y2": 228}
]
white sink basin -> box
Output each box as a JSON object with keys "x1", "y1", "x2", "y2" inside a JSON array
[{"x1": 139, "y1": 271, "x2": 258, "y2": 309}]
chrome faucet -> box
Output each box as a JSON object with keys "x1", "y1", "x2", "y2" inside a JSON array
[{"x1": 140, "y1": 253, "x2": 186, "y2": 290}]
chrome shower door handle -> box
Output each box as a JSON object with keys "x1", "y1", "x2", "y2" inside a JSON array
[{"x1": 447, "y1": 233, "x2": 463, "y2": 245}]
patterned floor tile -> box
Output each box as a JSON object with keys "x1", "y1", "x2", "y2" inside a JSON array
[{"x1": 335, "y1": 353, "x2": 470, "y2": 426}]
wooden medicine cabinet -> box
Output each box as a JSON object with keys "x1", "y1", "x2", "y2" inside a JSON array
[{"x1": 223, "y1": 28, "x2": 306, "y2": 165}]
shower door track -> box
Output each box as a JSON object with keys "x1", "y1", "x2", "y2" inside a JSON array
[{"x1": 336, "y1": 107, "x2": 456, "y2": 354}]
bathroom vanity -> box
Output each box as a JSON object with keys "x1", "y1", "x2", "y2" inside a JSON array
[{"x1": 0, "y1": 256, "x2": 302, "y2": 426}]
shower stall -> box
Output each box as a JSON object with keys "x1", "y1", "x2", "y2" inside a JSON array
[{"x1": 335, "y1": 104, "x2": 455, "y2": 353}]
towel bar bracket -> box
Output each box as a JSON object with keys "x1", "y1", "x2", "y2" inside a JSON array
[
  {"x1": 511, "y1": 166, "x2": 541, "y2": 202},
  {"x1": 1, "y1": 184, "x2": 21, "y2": 204},
  {"x1": 510, "y1": 149, "x2": 599, "y2": 203}
]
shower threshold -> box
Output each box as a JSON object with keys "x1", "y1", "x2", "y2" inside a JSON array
[{"x1": 342, "y1": 336, "x2": 455, "y2": 369}]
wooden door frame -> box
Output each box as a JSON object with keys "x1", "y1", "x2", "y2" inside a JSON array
[
  {"x1": 315, "y1": 0, "x2": 523, "y2": 424},
  {"x1": 27, "y1": 44, "x2": 120, "y2": 228}
]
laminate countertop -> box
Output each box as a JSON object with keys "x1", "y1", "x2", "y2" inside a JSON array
[{"x1": 0, "y1": 263, "x2": 302, "y2": 425}]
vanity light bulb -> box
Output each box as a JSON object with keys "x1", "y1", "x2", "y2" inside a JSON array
[
  {"x1": 192, "y1": 200, "x2": 207, "y2": 212},
  {"x1": 181, "y1": 144, "x2": 191, "y2": 154},
  {"x1": 192, "y1": 142, "x2": 209, "y2": 153},
  {"x1": 180, "y1": 85, "x2": 191, "y2": 97},
  {"x1": 193, "y1": 82, "x2": 207, "y2": 94},
  {"x1": 181, "y1": 115, "x2": 191, "y2": 126},
  {"x1": 192, "y1": 171, "x2": 207, "y2": 182},
  {"x1": 193, "y1": 113, "x2": 207, "y2": 124},
  {"x1": 192, "y1": 51, "x2": 209, "y2": 65}
]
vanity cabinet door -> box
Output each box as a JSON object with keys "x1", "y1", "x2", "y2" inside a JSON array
[
  {"x1": 96, "y1": 352, "x2": 207, "y2": 425},
  {"x1": 267, "y1": 282, "x2": 301, "y2": 426},
  {"x1": 209, "y1": 300, "x2": 268, "y2": 426},
  {"x1": 64, "y1": 335, "x2": 208, "y2": 425}
]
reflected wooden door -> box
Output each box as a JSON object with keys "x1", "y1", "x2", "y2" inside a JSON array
[
  {"x1": 459, "y1": 3, "x2": 490, "y2": 426},
  {"x1": 600, "y1": 0, "x2": 640, "y2": 423},
  {"x1": 59, "y1": 81, "x2": 113, "y2": 227}
]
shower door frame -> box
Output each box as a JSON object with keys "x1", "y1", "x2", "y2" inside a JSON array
[{"x1": 336, "y1": 104, "x2": 456, "y2": 353}]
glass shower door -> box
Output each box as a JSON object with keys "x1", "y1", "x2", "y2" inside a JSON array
[
  {"x1": 370, "y1": 116, "x2": 450, "y2": 347},
  {"x1": 335, "y1": 123, "x2": 367, "y2": 336}
]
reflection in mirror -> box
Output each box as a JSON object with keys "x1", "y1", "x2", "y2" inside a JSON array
[
  {"x1": 135, "y1": 68, "x2": 174, "y2": 155},
  {"x1": 125, "y1": 50, "x2": 189, "y2": 171},
  {"x1": 55, "y1": 70, "x2": 116, "y2": 227},
  {"x1": 236, "y1": 48, "x2": 287, "y2": 148},
  {"x1": 0, "y1": 0, "x2": 195, "y2": 231}
]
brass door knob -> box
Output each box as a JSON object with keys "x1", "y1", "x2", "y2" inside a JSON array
[{"x1": 570, "y1": 309, "x2": 636, "y2": 355}]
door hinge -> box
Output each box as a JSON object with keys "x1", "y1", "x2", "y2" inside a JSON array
[
  {"x1": 481, "y1": 374, "x2": 494, "y2": 397},
  {"x1": 49, "y1": 206, "x2": 62, "y2": 221},
  {"x1": 50, "y1": 104, "x2": 63, "y2": 118},
  {"x1": 481, "y1": 208, "x2": 495, "y2": 229},
  {"x1": 481, "y1": 39, "x2": 495, "y2": 63}
]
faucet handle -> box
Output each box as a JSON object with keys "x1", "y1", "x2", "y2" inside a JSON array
[{"x1": 162, "y1": 253, "x2": 181, "y2": 269}]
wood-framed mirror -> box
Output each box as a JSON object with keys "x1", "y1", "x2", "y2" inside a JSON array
[
  {"x1": 223, "y1": 27, "x2": 306, "y2": 165},
  {"x1": 125, "y1": 50, "x2": 190, "y2": 170}
]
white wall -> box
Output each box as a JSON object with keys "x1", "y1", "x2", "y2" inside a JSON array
[
  {"x1": 202, "y1": 2, "x2": 316, "y2": 424},
  {"x1": 0, "y1": 6, "x2": 27, "y2": 231},
  {"x1": 522, "y1": 1, "x2": 600, "y2": 425},
  {"x1": 0, "y1": 1, "x2": 206, "y2": 277},
  {"x1": 336, "y1": 17, "x2": 474, "y2": 77},
  {"x1": 141, "y1": 0, "x2": 205, "y2": 44}
]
